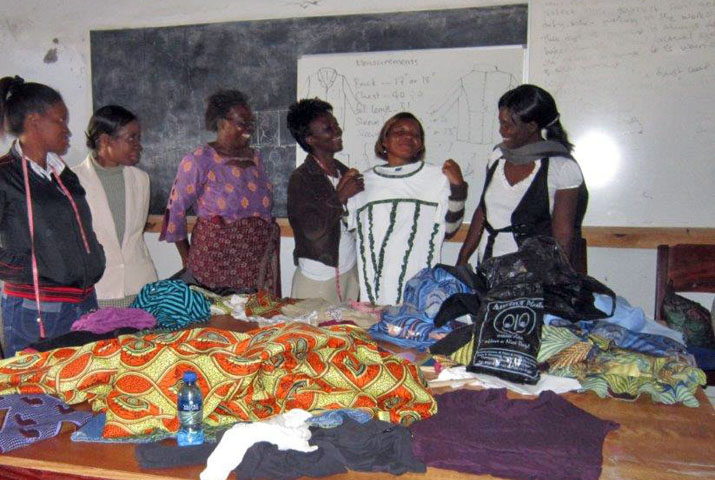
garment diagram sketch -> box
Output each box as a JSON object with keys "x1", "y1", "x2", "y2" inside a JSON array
[
  {"x1": 297, "y1": 47, "x2": 525, "y2": 216},
  {"x1": 430, "y1": 65, "x2": 518, "y2": 145},
  {"x1": 302, "y1": 67, "x2": 364, "y2": 127}
]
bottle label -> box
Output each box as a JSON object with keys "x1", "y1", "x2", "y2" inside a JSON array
[
  {"x1": 178, "y1": 410, "x2": 202, "y2": 423},
  {"x1": 178, "y1": 397, "x2": 202, "y2": 426},
  {"x1": 178, "y1": 399, "x2": 201, "y2": 411}
]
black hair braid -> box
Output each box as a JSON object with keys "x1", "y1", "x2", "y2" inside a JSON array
[
  {"x1": 544, "y1": 120, "x2": 574, "y2": 153},
  {"x1": 0, "y1": 76, "x2": 25, "y2": 128}
]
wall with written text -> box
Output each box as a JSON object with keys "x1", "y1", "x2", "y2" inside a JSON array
[
  {"x1": 530, "y1": 0, "x2": 715, "y2": 227},
  {"x1": 89, "y1": 5, "x2": 527, "y2": 217},
  {"x1": 1, "y1": 0, "x2": 713, "y2": 315},
  {"x1": 297, "y1": 46, "x2": 525, "y2": 216}
]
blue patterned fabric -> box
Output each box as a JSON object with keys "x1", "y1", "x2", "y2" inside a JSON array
[
  {"x1": 130, "y1": 279, "x2": 210, "y2": 330},
  {"x1": 369, "y1": 267, "x2": 473, "y2": 350},
  {"x1": 548, "y1": 318, "x2": 691, "y2": 361},
  {"x1": 0, "y1": 394, "x2": 93, "y2": 453}
]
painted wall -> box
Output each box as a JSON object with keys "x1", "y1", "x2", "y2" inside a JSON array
[{"x1": 1, "y1": 0, "x2": 712, "y2": 315}]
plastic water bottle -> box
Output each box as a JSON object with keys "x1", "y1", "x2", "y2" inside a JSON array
[{"x1": 177, "y1": 370, "x2": 204, "y2": 446}]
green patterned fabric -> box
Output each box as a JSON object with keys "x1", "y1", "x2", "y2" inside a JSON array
[
  {"x1": 540, "y1": 325, "x2": 706, "y2": 407},
  {"x1": 355, "y1": 197, "x2": 440, "y2": 305},
  {"x1": 662, "y1": 291, "x2": 715, "y2": 348}
]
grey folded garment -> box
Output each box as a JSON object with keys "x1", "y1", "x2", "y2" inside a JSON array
[
  {"x1": 135, "y1": 417, "x2": 425, "y2": 478},
  {"x1": 235, "y1": 417, "x2": 425, "y2": 480},
  {"x1": 496, "y1": 139, "x2": 571, "y2": 165}
]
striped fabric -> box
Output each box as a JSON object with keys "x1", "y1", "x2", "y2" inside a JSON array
[
  {"x1": 3, "y1": 282, "x2": 95, "y2": 303},
  {"x1": 445, "y1": 182, "x2": 467, "y2": 238},
  {"x1": 130, "y1": 280, "x2": 210, "y2": 330}
]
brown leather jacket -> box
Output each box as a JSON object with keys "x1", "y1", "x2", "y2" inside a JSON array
[{"x1": 287, "y1": 155, "x2": 349, "y2": 267}]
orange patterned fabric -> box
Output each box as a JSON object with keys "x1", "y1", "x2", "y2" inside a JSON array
[
  {"x1": 0, "y1": 324, "x2": 435, "y2": 438},
  {"x1": 244, "y1": 290, "x2": 297, "y2": 318}
]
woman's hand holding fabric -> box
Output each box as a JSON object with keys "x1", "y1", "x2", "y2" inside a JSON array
[{"x1": 337, "y1": 168, "x2": 364, "y2": 204}]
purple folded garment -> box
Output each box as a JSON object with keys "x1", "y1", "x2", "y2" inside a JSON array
[
  {"x1": 71, "y1": 307, "x2": 156, "y2": 334},
  {"x1": 410, "y1": 389, "x2": 619, "y2": 480}
]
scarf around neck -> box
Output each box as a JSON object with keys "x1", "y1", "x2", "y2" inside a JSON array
[{"x1": 497, "y1": 140, "x2": 571, "y2": 165}]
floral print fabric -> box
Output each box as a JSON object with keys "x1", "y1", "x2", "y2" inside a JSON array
[
  {"x1": 160, "y1": 145, "x2": 273, "y2": 242},
  {"x1": 187, "y1": 216, "x2": 281, "y2": 294}
]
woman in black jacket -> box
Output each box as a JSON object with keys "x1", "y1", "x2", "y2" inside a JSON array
[{"x1": 0, "y1": 76, "x2": 105, "y2": 356}]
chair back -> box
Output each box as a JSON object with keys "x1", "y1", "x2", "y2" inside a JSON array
[{"x1": 654, "y1": 244, "x2": 715, "y2": 321}]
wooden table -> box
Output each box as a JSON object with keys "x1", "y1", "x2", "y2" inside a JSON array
[{"x1": 1, "y1": 317, "x2": 714, "y2": 480}]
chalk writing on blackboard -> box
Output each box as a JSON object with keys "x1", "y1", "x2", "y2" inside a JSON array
[{"x1": 90, "y1": 5, "x2": 528, "y2": 216}]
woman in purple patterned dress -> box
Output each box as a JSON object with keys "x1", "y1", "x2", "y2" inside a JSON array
[{"x1": 160, "y1": 90, "x2": 280, "y2": 294}]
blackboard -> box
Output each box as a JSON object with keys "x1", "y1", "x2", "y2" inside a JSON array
[{"x1": 90, "y1": 5, "x2": 527, "y2": 216}]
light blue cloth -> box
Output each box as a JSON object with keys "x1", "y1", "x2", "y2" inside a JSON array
[
  {"x1": 545, "y1": 294, "x2": 685, "y2": 345},
  {"x1": 71, "y1": 413, "x2": 173, "y2": 443},
  {"x1": 307, "y1": 409, "x2": 373, "y2": 428},
  {"x1": 548, "y1": 318, "x2": 691, "y2": 361}
]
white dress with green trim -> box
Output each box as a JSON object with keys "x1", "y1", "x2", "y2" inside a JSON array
[{"x1": 347, "y1": 161, "x2": 450, "y2": 305}]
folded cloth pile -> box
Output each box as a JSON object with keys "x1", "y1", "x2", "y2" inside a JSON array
[
  {"x1": 538, "y1": 324, "x2": 706, "y2": 407},
  {"x1": 130, "y1": 279, "x2": 211, "y2": 329},
  {"x1": 0, "y1": 323, "x2": 436, "y2": 438},
  {"x1": 72, "y1": 307, "x2": 156, "y2": 334},
  {"x1": 369, "y1": 266, "x2": 473, "y2": 350}
]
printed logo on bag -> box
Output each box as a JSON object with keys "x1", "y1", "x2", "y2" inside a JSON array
[{"x1": 490, "y1": 299, "x2": 541, "y2": 336}]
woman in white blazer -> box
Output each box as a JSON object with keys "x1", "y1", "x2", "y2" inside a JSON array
[{"x1": 73, "y1": 105, "x2": 157, "y2": 307}]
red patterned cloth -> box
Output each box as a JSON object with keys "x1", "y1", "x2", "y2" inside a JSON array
[
  {"x1": 0, "y1": 323, "x2": 436, "y2": 438},
  {"x1": 188, "y1": 216, "x2": 280, "y2": 295}
]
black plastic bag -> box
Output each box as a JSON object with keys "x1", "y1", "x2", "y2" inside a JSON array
[
  {"x1": 431, "y1": 282, "x2": 544, "y2": 384},
  {"x1": 479, "y1": 236, "x2": 615, "y2": 321},
  {"x1": 466, "y1": 282, "x2": 544, "y2": 384}
]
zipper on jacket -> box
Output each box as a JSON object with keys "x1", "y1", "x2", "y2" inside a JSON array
[{"x1": 54, "y1": 173, "x2": 91, "y2": 289}]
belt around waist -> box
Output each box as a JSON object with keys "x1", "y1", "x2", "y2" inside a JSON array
[{"x1": 3, "y1": 283, "x2": 95, "y2": 303}]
